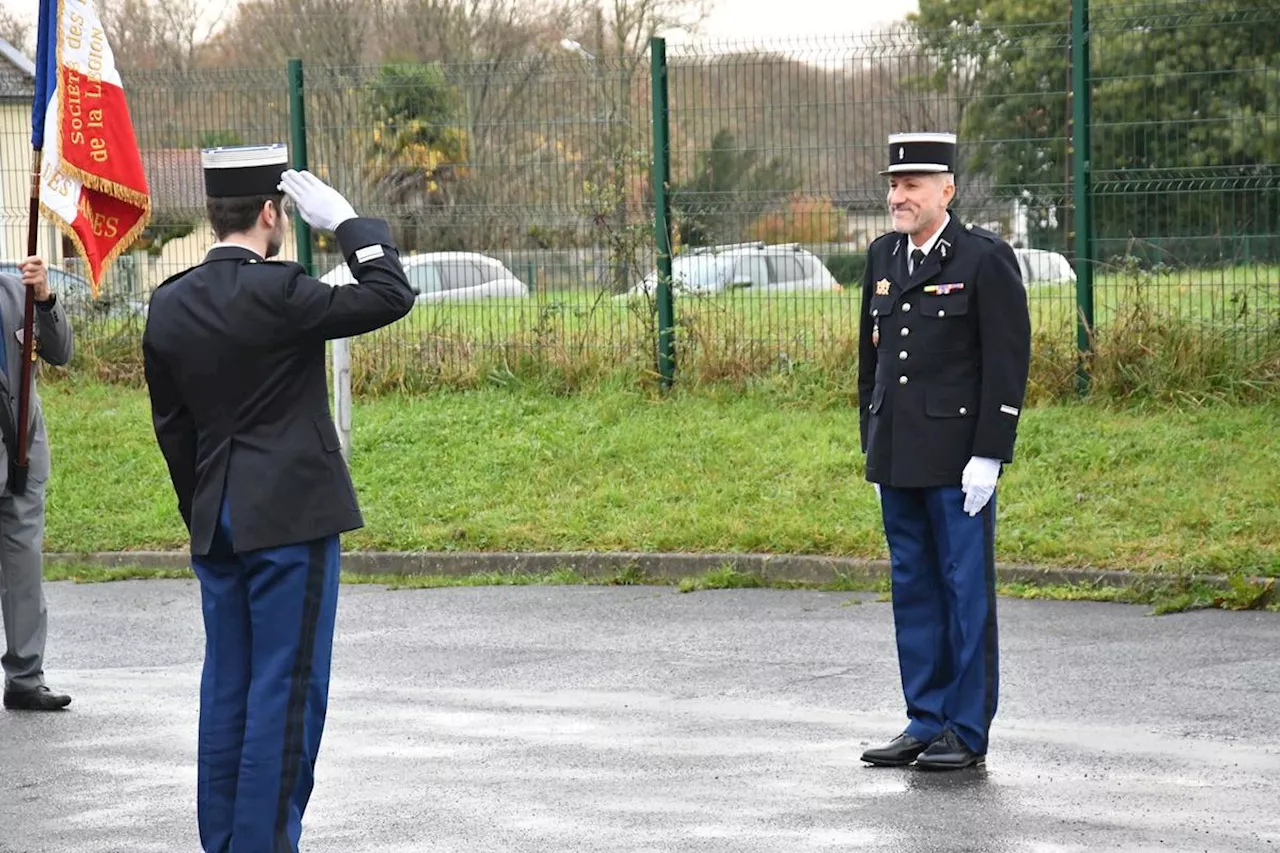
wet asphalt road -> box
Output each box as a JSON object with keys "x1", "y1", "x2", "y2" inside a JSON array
[{"x1": 2, "y1": 580, "x2": 1278, "y2": 853}]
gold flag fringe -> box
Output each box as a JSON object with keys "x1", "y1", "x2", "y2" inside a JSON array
[
  {"x1": 39, "y1": 198, "x2": 152, "y2": 300},
  {"x1": 58, "y1": 162, "x2": 153, "y2": 212}
]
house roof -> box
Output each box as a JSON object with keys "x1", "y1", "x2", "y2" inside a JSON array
[
  {"x1": 0, "y1": 37, "x2": 35, "y2": 100},
  {"x1": 142, "y1": 148, "x2": 206, "y2": 217}
]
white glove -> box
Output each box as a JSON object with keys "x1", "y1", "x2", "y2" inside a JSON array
[
  {"x1": 961, "y1": 456, "x2": 1001, "y2": 516},
  {"x1": 278, "y1": 169, "x2": 357, "y2": 232},
  {"x1": 873, "y1": 483, "x2": 881, "y2": 499}
]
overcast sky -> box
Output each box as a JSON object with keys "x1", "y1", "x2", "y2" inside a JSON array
[
  {"x1": 4, "y1": 0, "x2": 920, "y2": 54},
  {"x1": 668, "y1": 0, "x2": 919, "y2": 44}
]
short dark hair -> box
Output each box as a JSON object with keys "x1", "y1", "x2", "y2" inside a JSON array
[{"x1": 206, "y1": 194, "x2": 284, "y2": 240}]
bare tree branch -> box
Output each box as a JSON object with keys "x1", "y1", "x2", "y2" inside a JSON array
[
  {"x1": 98, "y1": 0, "x2": 228, "y2": 72},
  {"x1": 205, "y1": 0, "x2": 380, "y2": 68},
  {"x1": 0, "y1": 6, "x2": 33, "y2": 55}
]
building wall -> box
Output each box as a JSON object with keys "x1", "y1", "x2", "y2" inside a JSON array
[{"x1": 0, "y1": 101, "x2": 63, "y2": 263}]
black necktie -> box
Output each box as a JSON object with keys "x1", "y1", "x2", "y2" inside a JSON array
[{"x1": 910, "y1": 249, "x2": 925, "y2": 275}]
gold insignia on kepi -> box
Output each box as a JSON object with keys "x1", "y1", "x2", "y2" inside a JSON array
[{"x1": 875, "y1": 279, "x2": 891, "y2": 295}]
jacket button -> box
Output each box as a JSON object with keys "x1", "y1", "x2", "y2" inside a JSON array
[
  {"x1": 898, "y1": 351, "x2": 907, "y2": 360},
  {"x1": 938, "y1": 309, "x2": 946, "y2": 317},
  {"x1": 900, "y1": 327, "x2": 909, "y2": 337},
  {"x1": 902, "y1": 302, "x2": 912, "y2": 312},
  {"x1": 959, "y1": 407, "x2": 968, "y2": 415},
  {"x1": 899, "y1": 375, "x2": 908, "y2": 385},
  {"x1": 872, "y1": 309, "x2": 878, "y2": 317}
]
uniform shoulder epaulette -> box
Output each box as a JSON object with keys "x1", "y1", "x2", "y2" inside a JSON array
[
  {"x1": 242, "y1": 258, "x2": 305, "y2": 272},
  {"x1": 963, "y1": 223, "x2": 1002, "y2": 243},
  {"x1": 869, "y1": 232, "x2": 898, "y2": 250},
  {"x1": 153, "y1": 266, "x2": 196, "y2": 290}
]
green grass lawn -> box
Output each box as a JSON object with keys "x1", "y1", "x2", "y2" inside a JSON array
[{"x1": 41, "y1": 378, "x2": 1280, "y2": 576}]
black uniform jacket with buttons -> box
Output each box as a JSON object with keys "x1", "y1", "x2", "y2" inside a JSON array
[
  {"x1": 142, "y1": 217, "x2": 415, "y2": 556},
  {"x1": 857, "y1": 215, "x2": 1031, "y2": 488}
]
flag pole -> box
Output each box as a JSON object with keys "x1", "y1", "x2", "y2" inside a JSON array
[
  {"x1": 19, "y1": 0, "x2": 53, "y2": 498},
  {"x1": 13, "y1": 150, "x2": 41, "y2": 496}
]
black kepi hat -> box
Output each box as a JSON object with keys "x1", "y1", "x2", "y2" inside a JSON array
[
  {"x1": 202, "y1": 143, "x2": 289, "y2": 197},
  {"x1": 879, "y1": 132, "x2": 957, "y2": 176}
]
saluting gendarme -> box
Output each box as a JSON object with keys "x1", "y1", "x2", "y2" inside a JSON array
[{"x1": 142, "y1": 143, "x2": 414, "y2": 852}]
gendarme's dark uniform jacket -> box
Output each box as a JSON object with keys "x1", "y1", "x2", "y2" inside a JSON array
[
  {"x1": 142, "y1": 217, "x2": 414, "y2": 556},
  {"x1": 858, "y1": 215, "x2": 1031, "y2": 488}
]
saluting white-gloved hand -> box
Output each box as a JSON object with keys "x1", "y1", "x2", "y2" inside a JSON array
[
  {"x1": 961, "y1": 456, "x2": 1001, "y2": 516},
  {"x1": 278, "y1": 169, "x2": 357, "y2": 232}
]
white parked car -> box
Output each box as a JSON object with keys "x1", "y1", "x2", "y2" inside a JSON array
[
  {"x1": 1014, "y1": 248, "x2": 1076, "y2": 285},
  {"x1": 627, "y1": 242, "x2": 841, "y2": 296},
  {"x1": 320, "y1": 251, "x2": 529, "y2": 301}
]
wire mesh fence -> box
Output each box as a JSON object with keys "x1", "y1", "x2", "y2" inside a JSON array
[
  {"x1": 0, "y1": 0, "x2": 1275, "y2": 391},
  {"x1": 1087, "y1": 2, "x2": 1280, "y2": 359},
  {"x1": 290, "y1": 56, "x2": 663, "y2": 386}
]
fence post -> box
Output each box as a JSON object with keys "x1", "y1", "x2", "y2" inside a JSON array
[
  {"x1": 650, "y1": 37, "x2": 676, "y2": 388},
  {"x1": 1070, "y1": 0, "x2": 1095, "y2": 395},
  {"x1": 289, "y1": 58, "x2": 351, "y2": 459},
  {"x1": 288, "y1": 59, "x2": 312, "y2": 274},
  {"x1": 288, "y1": 59, "x2": 350, "y2": 458}
]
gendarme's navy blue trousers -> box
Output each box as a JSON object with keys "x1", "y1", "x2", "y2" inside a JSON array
[
  {"x1": 191, "y1": 497, "x2": 341, "y2": 853},
  {"x1": 879, "y1": 485, "x2": 998, "y2": 754}
]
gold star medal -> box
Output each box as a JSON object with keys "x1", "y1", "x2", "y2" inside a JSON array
[{"x1": 875, "y1": 278, "x2": 891, "y2": 296}]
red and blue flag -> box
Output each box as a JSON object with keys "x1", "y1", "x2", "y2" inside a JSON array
[{"x1": 32, "y1": 0, "x2": 150, "y2": 296}]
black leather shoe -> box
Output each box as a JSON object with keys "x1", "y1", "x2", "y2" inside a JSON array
[
  {"x1": 860, "y1": 732, "x2": 931, "y2": 767},
  {"x1": 913, "y1": 729, "x2": 983, "y2": 770},
  {"x1": 3, "y1": 685, "x2": 72, "y2": 711}
]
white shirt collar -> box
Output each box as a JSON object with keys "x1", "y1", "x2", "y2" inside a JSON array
[
  {"x1": 907, "y1": 212, "x2": 951, "y2": 269},
  {"x1": 209, "y1": 241, "x2": 262, "y2": 258}
]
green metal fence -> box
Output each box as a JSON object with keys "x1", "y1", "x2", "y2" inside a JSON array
[
  {"x1": 1087, "y1": 3, "x2": 1279, "y2": 358},
  {"x1": 0, "y1": 0, "x2": 1275, "y2": 391}
]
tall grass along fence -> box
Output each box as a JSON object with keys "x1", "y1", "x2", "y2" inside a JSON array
[{"x1": 0, "y1": 0, "x2": 1275, "y2": 402}]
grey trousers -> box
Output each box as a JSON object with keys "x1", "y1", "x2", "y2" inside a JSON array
[{"x1": 0, "y1": 475, "x2": 47, "y2": 692}]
